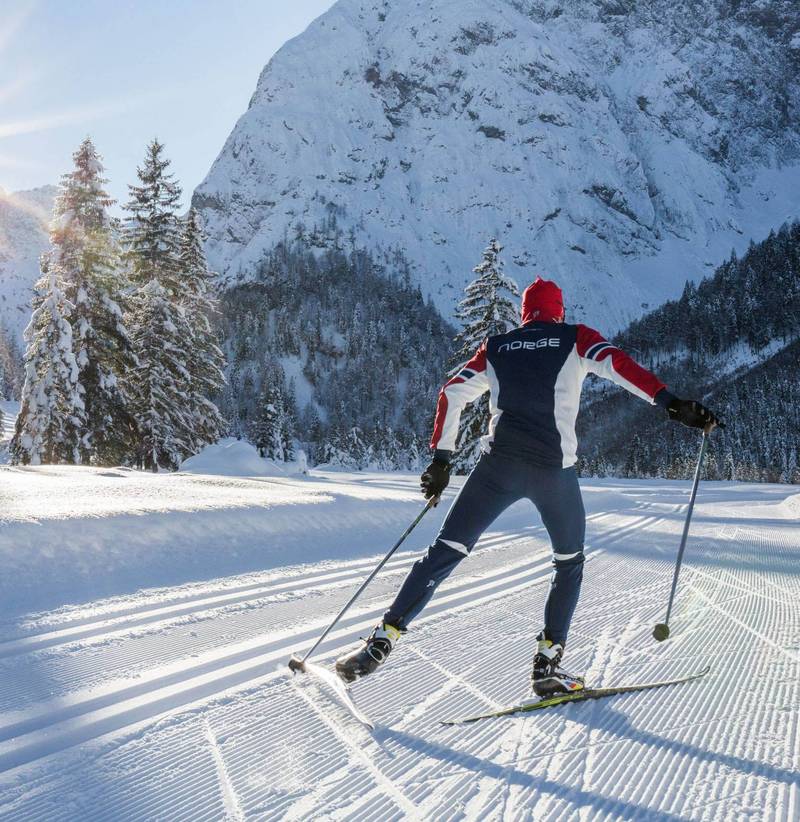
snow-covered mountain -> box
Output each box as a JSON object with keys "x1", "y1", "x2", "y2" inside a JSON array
[
  {"x1": 194, "y1": 0, "x2": 800, "y2": 330},
  {"x1": 0, "y1": 185, "x2": 56, "y2": 343}
]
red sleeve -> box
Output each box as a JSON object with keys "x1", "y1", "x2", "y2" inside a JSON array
[
  {"x1": 430, "y1": 341, "x2": 488, "y2": 450},
  {"x1": 577, "y1": 324, "x2": 665, "y2": 401}
]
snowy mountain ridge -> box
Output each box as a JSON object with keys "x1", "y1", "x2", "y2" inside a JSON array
[
  {"x1": 0, "y1": 185, "x2": 57, "y2": 343},
  {"x1": 194, "y1": 0, "x2": 800, "y2": 330}
]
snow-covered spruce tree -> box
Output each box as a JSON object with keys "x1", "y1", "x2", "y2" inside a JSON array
[
  {"x1": 10, "y1": 259, "x2": 84, "y2": 465},
  {"x1": 0, "y1": 326, "x2": 23, "y2": 401},
  {"x1": 178, "y1": 208, "x2": 227, "y2": 450},
  {"x1": 252, "y1": 360, "x2": 295, "y2": 461},
  {"x1": 449, "y1": 238, "x2": 519, "y2": 472},
  {"x1": 51, "y1": 137, "x2": 136, "y2": 465},
  {"x1": 252, "y1": 384, "x2": 280, "y2": 459},
  {"x1": 0, "y1": 326, "x2": 11, "y2": 400},
  {"x1": 252, "y1": 384, "x2": 293, "y2": 460},
  {"x1": 123, "y1": 140, "x2": 193, "y2": 468},
  {"x1": 126, "y1": 280, "x2": 193, "y2": 471},
  {"x1": 0, "y1": 329, "x2": 7, "y2": 404},
  {"x1": 123, "y1": 139, "x2": 183, "y2": 292}
]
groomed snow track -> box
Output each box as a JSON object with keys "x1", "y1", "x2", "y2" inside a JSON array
[{"x1": 0, "y1": 472, "x2": 797, "y2": 821}]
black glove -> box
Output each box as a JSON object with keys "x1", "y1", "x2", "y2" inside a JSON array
[
  {"x1": 420, "y1": 458, "x2": 450, "y2": 503},
  {"x1": 667, "y1": 398, "x2": 724, "y2": 430}
]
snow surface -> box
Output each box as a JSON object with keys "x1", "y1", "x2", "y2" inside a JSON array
[
  {"x1": 0, "y1": 462, "x2": 798, "y2": 819},
  {"x1": 194, "y1": 0, "x2": 800, "y2": 332},
  {"x1": 179, "y1": 437, "x2": 296, "y2": 477}
]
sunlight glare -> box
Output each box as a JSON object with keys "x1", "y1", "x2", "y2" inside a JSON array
[{"x1": 0, "y1": 186, "x2": 52, "y2": 225}]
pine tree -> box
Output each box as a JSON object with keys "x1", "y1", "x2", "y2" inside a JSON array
[
  {"x1": 0, "y1": 327, "x2": 10, "y2": 400},
  {"x1": 52, "y1": 137, "x2": 136, "y2": 465},
  {"x1": 0, "y1": 333, "x2": 6, "y2": 405},
  {"x1": 450, "y1": 239, "x2": 520, "y2": 471},
  {"x1": 123, "y1": 139, "x2": 183, "y2": 292},
  {"x1": 127, "y1": 280, "x2": 193, "y2": 471},
  {"x1": 281, "y1": 390, "x2": 296, "y2": 461},
  {"x1": 123, "y1": 140, "x2": 194, "y2": 468},
  {"x1": 178, "y1": 208, "x2": 227, "y2": 450},
  {"x1": 252, "y1": 367, "x2": 295, "y2": 461},
  {"x1": 0, "y1": 325, "x2": 23, "y2": 401},
  {"x1": 10, "y1": 260, "x2": 84, "y2": 465},
  {"x1": 299, "y1": 402, "x2": 324, "y2": 462},
  {"x1": 252, "y1": 383, "x2": 284, "y2": 460}
]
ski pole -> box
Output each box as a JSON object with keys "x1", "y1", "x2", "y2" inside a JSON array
[
  {"x1": 288, "y1": 495, "x2": 438, "y2": 673},
  {"x1": 653, "y1": 424, "x2": 713, "y2": 641}
]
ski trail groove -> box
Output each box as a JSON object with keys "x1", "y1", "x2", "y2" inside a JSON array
[
  {"x1": 3, "y1": 484, "x2": 796, "y2": 822},
  {"x1": 0, "y1": 553, "x2": 424, "y2": 657},
  {"x1": 0, "y1": 548, "x2": 579, "y2": 773},
  {"x1": 8, "y1": 508, "x2": 613, "y2": 641},
  {"x1": 203, "y1": 718, "x2": 245, "y2": 822},
  {"x1": 686, "y1": 584, "x2": 800, "y2": 663},
  {"x1": 0, "y1": 515, "x2": 601, "y2": 656},
  {"x1": 403, "y1": 646, "x2": 501, "y2": 716},
  {"x1": 291, "y1": 679, "x2": 420, "y2": 818},
  {"x1": 0, "y1": 552, "x2": 554, "y2": 740}
]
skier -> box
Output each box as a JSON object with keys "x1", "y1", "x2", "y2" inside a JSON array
[{"x1": 336, "y1": 278, "x2": 723, "y2": 696}]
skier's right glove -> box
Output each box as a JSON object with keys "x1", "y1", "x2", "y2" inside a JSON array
[
  {"x1": 666, "y1": 398, "x2": 724, "y2": 431},
  {"x1": 420, "y1": 457, "x2": 451, "y2": 504}
]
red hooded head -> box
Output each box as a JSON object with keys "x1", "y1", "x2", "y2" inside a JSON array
[{"x1": 520, "y1": 277, "x2": 565, "y2": 324}]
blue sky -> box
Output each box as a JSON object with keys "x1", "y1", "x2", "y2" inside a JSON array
[{"x1": 0, "y1": 0, "x2": 335, "y2": 209}]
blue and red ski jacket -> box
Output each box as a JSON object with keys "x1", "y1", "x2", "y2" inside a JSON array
[{"x1": 431, "y1": 278, "x2": 672, "y2": 468}]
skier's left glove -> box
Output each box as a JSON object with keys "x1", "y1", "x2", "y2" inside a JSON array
[
  {"x1": 666, "y1": 398, "x2": 724, "y2": 431},
  {"x1": 421, "y1": 456, "x2": 451, "y2": 504}
]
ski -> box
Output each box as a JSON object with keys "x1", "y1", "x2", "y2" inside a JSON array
[
  {"x1": 292, "y1": 659, "x2": 375, "y2": 730},
  {"x1": 441, "y1": 666, "x2": 710, "y2": 725}
]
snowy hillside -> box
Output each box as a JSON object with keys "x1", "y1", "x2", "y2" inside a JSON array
[
  {"x1": 0, "y1": 186, "x2": 56, "y2": 343},
  {"x1": 578, "y1": 221, "x2": 800, "y2": 482},
  {"x1": 194, "y1": 0, "x2": 800, "y2": 330},
  {"x1": 0, "y1": 464, "x2": 797, "y2": 819}
]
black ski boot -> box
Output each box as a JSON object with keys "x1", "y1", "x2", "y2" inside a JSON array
[
  {"x1": 530, "y1": 634, "x2": 584, "y2": 698},
  {"x1": 335, "y1": 622, "x2": 401, "y2": 684}
]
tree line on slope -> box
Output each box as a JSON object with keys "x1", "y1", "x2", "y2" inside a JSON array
[
  {"x1": 10, "y1": 136, "x2": 794, "y2": 482},
  {"x1": 220, "y1": 234, "x2": 520, "y2": 471},
  {"x1": 218, "y1": 216, "x2": 453, "y2": 469},
  {"x1": 578, "y1": 222, "x2": 800, "y2": 483},
  {"x1": 10, "y1": 138, "x2": 226, "y2": 469}
]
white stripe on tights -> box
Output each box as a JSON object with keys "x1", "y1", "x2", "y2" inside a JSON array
[
  {"x1": 553, "y1": 550, "x2": 581, "y2": 561},
  {"x1": 440, "y1": 539, "x2": 470, "y2": 556}
]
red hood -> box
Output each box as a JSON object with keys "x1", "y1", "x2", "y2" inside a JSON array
[{"x1": 521, "y1": 277, "x2": 565, "y2": 324}]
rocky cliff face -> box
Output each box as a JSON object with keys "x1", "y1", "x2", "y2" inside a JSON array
[
  {"x1": 194, "y1": 0, "x2": 800, "y2": 330},
  {"x1": 0, "y1": 185, "x2": 57, "y2": 342}
]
